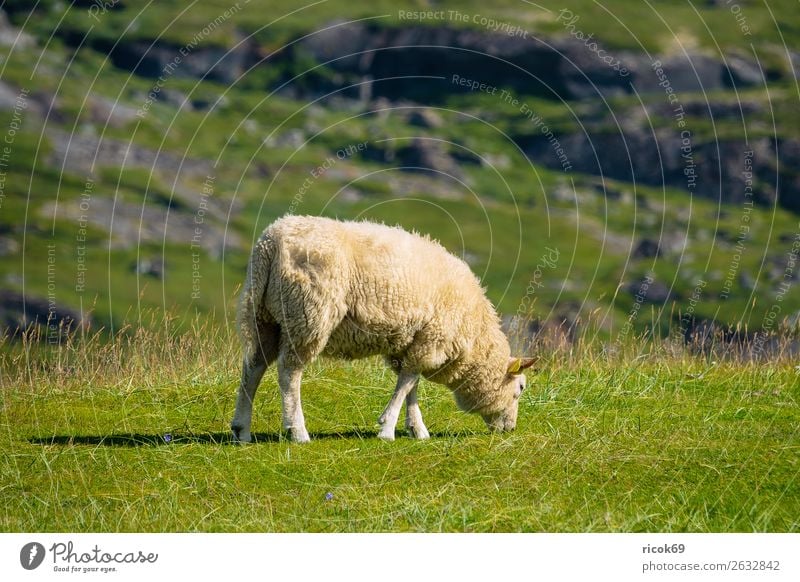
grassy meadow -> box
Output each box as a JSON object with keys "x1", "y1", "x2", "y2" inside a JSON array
[{"x1": 1, "y1": 321, "x2": 798, "y2": 532}]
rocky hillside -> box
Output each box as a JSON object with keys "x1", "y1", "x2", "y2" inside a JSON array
[{"x1": 1, "y1": 1, "x2": 799, "y2": 347}]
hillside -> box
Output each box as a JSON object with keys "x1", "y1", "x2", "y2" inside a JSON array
[{"x1": 1, "y1": 0, "x2": 799, "y2": 347}]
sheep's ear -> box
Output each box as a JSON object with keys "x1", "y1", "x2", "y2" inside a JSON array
[{"x1": 507, "y1": 357, "x2": 536, "y2": 375}]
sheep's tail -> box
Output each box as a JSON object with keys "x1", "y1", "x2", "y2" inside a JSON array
[{"x1": 236, "y1": 233, "x2": 275, "y2": 362}]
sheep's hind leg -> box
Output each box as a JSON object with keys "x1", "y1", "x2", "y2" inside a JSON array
[
  {"x1": 278, "y1": 355, "x2": 311, "y2": 443},
  {"x1": 378, "y1": 371, "x2": 418, "y2": 441},
  {"x1": 231, "y1": 354, "x2": 267, "y2": 443},
  {"x1": 404, "y1": 382, "x2": 430, "y2": 440}
]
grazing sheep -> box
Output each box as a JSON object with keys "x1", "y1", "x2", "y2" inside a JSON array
[{"x1": 231, "y1": 215, "x2": 535, "y2": 443}]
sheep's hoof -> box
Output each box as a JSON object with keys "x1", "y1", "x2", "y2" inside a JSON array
[
  {"x1": 231, "y1": 424, "x2": 252, "y2": 443},
  {"x1": 291, "y1": 428, "x2": 311, "y2": 443},
  {"x1": 377, "y1": 428, "x2": 395, "y2": 441},
  {"x1": 407, "y1": 424, "x2": 430, "y2": 440}
]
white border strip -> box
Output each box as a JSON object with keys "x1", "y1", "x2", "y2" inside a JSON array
[{"x1": 2, "y1": 533, "x2": 798, "y2": 581}]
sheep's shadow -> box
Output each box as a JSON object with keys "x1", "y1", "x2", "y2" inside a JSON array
[{"x1": 26, "y1": 429, "x2": 448, "y2": 447}]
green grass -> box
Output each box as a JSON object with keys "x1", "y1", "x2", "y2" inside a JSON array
[{"x1": 1, "y1": 324, "x2": 798, "y2": 532}]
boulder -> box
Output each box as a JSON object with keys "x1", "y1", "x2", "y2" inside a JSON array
[
  {"x1": 0, "y1": 290, "x2": 89, "y2": 339},
  {"x1": 407, "y1": 108, "x2": 444, "y2": 128},
  {"x1": 725, "y1": 55, "x2": 766, "y2": 87},
  {"x1": 632, "y1": 238, "x2": 660, "y2": 258},
  {"x1": 627, "y1": 276, "x2": 673, "y2": 304}
]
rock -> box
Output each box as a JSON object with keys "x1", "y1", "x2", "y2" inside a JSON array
[
  {"x1": 0, "y1": 9, "x2": 34, "y2": 48},
  {"x1": 191, "y1": 94, "x2": 228, "y2": 111},
  {"x1": 292, "y1": 22, "x2": 755, "y2": 102},
  {"x1": 407, "y1": 108, "x2": 443, "y2": 128},
  {"x1": 450, "y1": 148, "x2": 482, "y2": 166},
  {"x1": 363, "y1": 138, "x2": 464, "y2": 179},
  {"x1": 107, "y1": 37, "x2": 258, "y2": 85},
  {"x1": 253, "y1": 162, "x2": 272, "y2": 178},
  {"x1": 681, "y1": 317, "x2": 762, "y2": 357},
  {"x1": 337, "y1": 187, "x2": 363, "y2": 204},
  {"x1": 47, "y1": 128, "x2": 213, "y2": 176},
  {"x1": 725, "y1": 55, "x2": 765, "y2": 87},
  {"x1": 633, "y1": 52, "x2": 726, "y2": 95},
  {"x1": 367, "y1": 97, "x2": 393, "y2": 120},
  {"x1": 38, "y1": 197, "x2": 242, "y2": 254},
  {"x1": 263, "y1": 128, "x2": 306, "y2": 149},
  {"x1": 133, "y1": 257, "x2": 165, "y2": 279},
  {"x1": 399, "y1": 173, "x2": 463, "y2": 199},
  {"x1": 0, "y1": 81, "x2": 26, "y2": 110},
  {"x1": 481, "y1": 153, "x2": 511, "y2": 169},
  {"x1": 715, "y1": 229, "x2": 737, "y2": 244},
  {"x1": 632, "y1": 238, "x2": 660, "y2": 258},
  {"x1": 660, "y1": 232, "x2": 688, "y2": 255},
  {"x1": 293, "y1": 21, "x2": 630, "y2": 101},
  {"x1": 791, "y1": 52, "x2": 800, "y2": 81},
  {"x1": 590, "y1": 180, "x2": 632, "y2": 203},
  {"x1": 517, "y1": 125, "x2": 798, "y2": 213},
  {"x1": 739, "y1": 272, "x2": 755, "y2": 291},
  {"x1": 131, "y1": 88, "x2": 189, "y2": 111},
  {"x1": 680, "y1": 98, "x2": 761, "y2": 118},
  {"x1": 551, "y1": 183, "x2": 577, "y2": 203},
  {"x1": 640, "y1": 215, "x2": 658, "y2": 228},
  {"x1": 156, "y1": 88, "x2": 192, "y2": 110},
  {"x1": 0, "y1": 236, "x2": 20, "y2": 256},
  {"x1": 88, "y1": 95, "x2": 140, "y2": 127},
  {"x1": 5, "y1": 273, "x2": 23, "y2": 286},
  {"x1": 767, "y1": 254, "x2": 800, "y2": 282},
  {"x1": 0, "y1": 290, "x2": 89, "y2": 339},
  {"x1": 396, "y1": 138, "x2": 464, "y2": 178},
  {"x1": 170, "y1": 178, "x2": 242, "y2": 221},
  {"x1": 0, "y1": 81, "x2": 54, "y2": 119},
  {"x1": 627, "y1": 275, "x2": 673, "y2": 303},
  {"x1": 51, "y1": 17, "x2": 796, "y2": 107}
]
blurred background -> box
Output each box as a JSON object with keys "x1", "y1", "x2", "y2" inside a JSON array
[{"x1": 1, "y1": 0, "x2": 799, "y2": 354}]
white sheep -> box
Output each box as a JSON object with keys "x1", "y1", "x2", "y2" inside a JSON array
[{"x1": 231, "y1": 215, "x2": 535, "y2": 443}]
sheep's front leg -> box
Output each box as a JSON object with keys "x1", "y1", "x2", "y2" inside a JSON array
[
  {"x1": 278, "y1": 356, "x2": 311, "y2": 443},
  {"x1": 231, "y1": 355, "x2": 267, "y2": 443},
  {"x1": 378, "y1": 371, "x2": 418, "y2": 441},
  {"x1": 405, "y1": 383, "x2": 430, "y2": 440}
]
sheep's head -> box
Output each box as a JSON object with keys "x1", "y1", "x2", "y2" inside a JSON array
[{"x1": 480, "y1": 357, "x2": 536, "y2": 432}]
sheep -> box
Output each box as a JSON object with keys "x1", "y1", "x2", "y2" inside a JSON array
[{"x1": 230, "y1": 215, "x2": 535, "y2": 443}]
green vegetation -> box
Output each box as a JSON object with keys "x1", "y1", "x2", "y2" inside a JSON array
[
  {"x1": 3, "y1": 1, "x2": 799, "y2": 334},
  {"x1": 18, "y1": 0, "x2": 800, "y2": 55},
  {"x1": 1, "y1": 323, "x2": 798, "y2": 532},
  {"x1": 2, "y1": 34, "x2": 799, "y2": 332}
]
